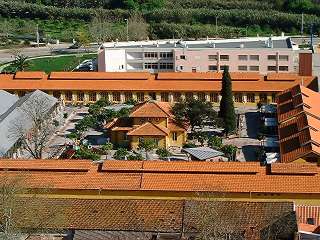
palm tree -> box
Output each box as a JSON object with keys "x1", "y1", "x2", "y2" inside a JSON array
[{"x1": 12, "y1": 54, "x2": 30, "y2": 72}]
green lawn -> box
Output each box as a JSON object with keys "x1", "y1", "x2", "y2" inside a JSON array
[{"x1": 4, "y1": 53, "x2": 96, "y2": 73}]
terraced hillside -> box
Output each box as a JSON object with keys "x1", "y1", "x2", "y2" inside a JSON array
[{"x1": 0, "y1": 0, "x2": 319, "y2": 42}]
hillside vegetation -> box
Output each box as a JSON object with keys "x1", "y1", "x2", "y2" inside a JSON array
[{"x1": 0, "y1": 0, "x2": 319, "y2": 43}]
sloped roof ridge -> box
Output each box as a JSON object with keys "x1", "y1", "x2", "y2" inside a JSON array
[
  {"x1": 130, "y1": 101, "x2": 171, "y2": 118},
  {"x1": 127, "y1": 121, "x2": 169, "y2": 135}
]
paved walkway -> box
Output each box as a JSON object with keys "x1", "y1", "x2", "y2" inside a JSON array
[{"x1": 224, "y1": 109, "x2": 261, "y2": 162}]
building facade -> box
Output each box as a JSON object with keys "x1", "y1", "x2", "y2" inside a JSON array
[
  {"x1": 105, "y1": 101, "x2": 187, "y2": 150},
  {"x1": 97, "y1": 37, "x2": 308, "y2": 74},
  {"x1": 0, "y1": 71, "x2": 317, "y2": 108}
]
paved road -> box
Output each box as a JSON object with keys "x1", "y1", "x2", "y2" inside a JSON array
[{"x1": 0, "y1": 44, "x2": 99, "y2": 64}]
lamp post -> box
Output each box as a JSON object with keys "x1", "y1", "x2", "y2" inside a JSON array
[{"x1": 125, "y1": 18, "x2": 129, "y2": 42}]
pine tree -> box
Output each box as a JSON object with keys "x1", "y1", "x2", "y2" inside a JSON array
[{"x1": 219, "y1": 67, "x2": 236, "y2": 136}]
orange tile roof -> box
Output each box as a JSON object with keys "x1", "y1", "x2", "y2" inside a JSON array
[
  {"x1": 9, "y1": 197, "x2": 294, "y2": 237},
  {"x1": 129, "y1": 101, "x2": 171, "y2": 118},
  {"x1": 1, "y1": 160, "x2": 320, "y2": 195},
  {"x1": 0, "y1": 72, "x2": 315, "y2": 92},
  {"x1": 277, "y1": 85, "x2": 320, "y2": 163},
  {"x1": 14, "y1": 71, "x2": 46, "y2": 79},
  {"x1": 127, "y1": 122, "x2": 169, "y2": 136},
  {"x1": 266, "y1": 73, "x2": 297, "y2": 81}
]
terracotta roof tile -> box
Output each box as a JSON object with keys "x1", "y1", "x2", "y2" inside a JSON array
[
  {"x1": 129, "y1": 101, "x2": 170, "y2": 118},
  {"x1": 1, "y1": 160, "x2": 320, "y2": 194},
  {"x1": 277, "y1": 85, "x2": 320, "y2": 163},
  {"x1": 14, "y1": 71, "x2": 46, "y2": 79},
  {"x1": 0, "y1": 72, "x2": 315, "y2": 92},
  {"x1": 127, "y1": 122, "x2": 169, "y2": 136}
]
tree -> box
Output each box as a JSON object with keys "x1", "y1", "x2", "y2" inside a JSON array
[
  {"x1": 172, "y1": 98, "x2": 219, "y2": 133},
  {"x1": 221, "y1": 144, "x2": 237, "y2": 161},
  {"x1": 11, "y1": 51, "x2": 30, "y2": 72},
  {"x1": 208, "y1": 135, "x2": 223, "y2": 149},
  {"x1": 128, "y1": 12, "x2": 149, "y2": 41},
  {"x1": 156, "y1": 148, "x2": 171, "y2": 160},
  {"x1": 113, "y1": 148, "x2": 129, "y2": 160},
  {"x1": 0, "y1": 20, "x2": 14, "y2": 40},
  {"x1": 101, "y1": 142, "x2": 113, "y2": 159},
  {"x1": 0, "y1": 174, "x2": 65, "y2": 240},
  {"x1": 219, "y1": 67, "x2": 236, "y2": 136},
  {"x1": 8, "y1": 93, "x2": 57, "y2": 159},
  {"x1": 138, "y1": 138, "x2": 157, "y2": 160},
  {"x1": 75, "y1": 31, "x2": 90, "y2": 51}
]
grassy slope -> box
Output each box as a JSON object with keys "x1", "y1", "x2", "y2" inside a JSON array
[{"x1": 4, "y1": 53, "x2": 96, "y2": 73}]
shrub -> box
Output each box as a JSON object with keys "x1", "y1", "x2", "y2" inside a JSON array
[
  {"x1": 52, "y1": 119, "x2": 59, "y2": 127},
  {"x1": 74, "y1": 148, "x2": 100, "y2": 161},
  {"x1": 221, "y1": 144, "x2": 237, "y2": 161},
  {"x1": 63, "y1": 113, "x2": 68, "y2": 119},
  {"x1": 183, "y1": 142, "x2": 197, "y2": 148},
  {"x1": 127, "y1": 153, "x2": 144, "y2": 160},
  {"x1": 113, "y1": 148, "x2": 129, "y2": 160},
  {"x1": 208, "y1": 135, "x2": 223, "y2": 149},
  {"x1": 156, "y1": 148, "x2": 171, "y2": 159}
]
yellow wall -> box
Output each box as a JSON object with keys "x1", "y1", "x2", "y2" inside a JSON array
[{"x1": 168, "y1": 131, "x2": 186, "y2": 148}]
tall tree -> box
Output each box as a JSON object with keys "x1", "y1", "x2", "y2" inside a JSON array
[
  {"x1": 128, "y1": 12, "x2": 149, "y2": 41},
  {"x1": 219, "y1": 67, "x2": 236, "y2": 136},
  {"x1": 172, "y1": 98, "x2": 219, "y2": 133}
]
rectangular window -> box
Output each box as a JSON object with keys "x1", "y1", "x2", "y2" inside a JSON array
[
  {"x1": 112, "y1": 92, "x2": 121, "y2": 102},
  {"x1": 186, "y1": 92, "x2": 193, "y2": 100},
  {"x1": 172, "y1": 132, "x2": 177, "y2": 141},
  {"x1": 279, "y1": 66, "x2": 289, "y2": 71},
  {"x1": 137, "y1": 92, "x2": 145, "y2": 102},
  {"x1": 247, "y1": 93, "x2": 255, "y2": 103},
  {"x1": 124, "y1": 92, "x2": 133, "y2": 102},
  {"x1": 267, "y1": 66, "x2": 277, "y2": 71},
  {"x1": 180, "y1": 55, "x2": 186, "y2": 60},
  {"x1": 197, "y1": 92, "x2": 205, "y2": 102},
  {"x1": 159, "y1": 62, "x2": 174, "y2": 69},
  {"x1": 250, "y1": 55, "x2": 259, "y2": 61},
  {"x1": 173, "y1": 92, "x2": 181, "y2": 102},
  {"x1": 209, "y1": 93, "x2": 219, "y2": 102},
  {"x1": 144, "y1": 52, "x2": 158, "y2": 58},
  {"x1": 100, "y1": 92, "x2": 108, "y2": 100},
  {"x1": 238, "y1": 66, "x2": 247, "y2": 71},
  {"x1": 77, "y1": 92, "x2": 84, "y2": 102},
  {"x1": 268, "y1": 55, "x2": 277, "y2": 60},
  {"x1": 249, "y1": 66, "x2": 259, "y2": 71},
  {"x1": 259, "y1": 93, "x2": 267, "y2": 103},
  {"x1": 180, "y1": 66, "x2": 184, "y2": 70},
  {"x1": 144, "y1": 63, "x2": 158, "y2": 69},
  {"x1": 160, "y1": 92, "x2": 169, "y2": 102},
  {"x1": 238, "y1": 55, "x2": 248, "y2": 61},
  {"x1": 65, "y1": 91, "x2": 72, "y2": 101},
  {"x1": 192, "y1": 67, "x2": 197, "y2": 72},
  {"x1": 89, "y1": 92, "x2": 96, "y2": 102},
  {"x1": 208, "y1": 65, "x2": 217, "y2": 71},
  {"x1": 220, "y1": 55, "x2": 229, "y2": 61},
  {"x1": 159, "y1": 52, "x2": 173, "y2": 59},
  {"x1": 208, "y1": 55, "x2": 218, "y2": 61},
  {"x1": 234, "y1": 93, "x2": 243, "y2": 103},
  {"x1": 279, "y1": 55, "x2": 289, "y2": 61},
  {"x1": 220, "y1": 65, "x2": 229, "y2": 71}
]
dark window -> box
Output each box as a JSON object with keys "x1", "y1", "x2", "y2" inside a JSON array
[
  {"x1": 208, "y1": 65, "x2": 217, "y2": 71},
  {"x1": 180, "y1": 55, "x2": 186, "y2": 60},
  {"x1": 268, "y1": 66, "x2": 277, "y2": 71},
  {"x1": 220, "y1": 55, "x2": 229, "y2": 61},
  {"x1": 279, "y1": 66, "x2": 289, "y2": 71},
  {"x1": 307, "y1": 218, "x2": 315, "y2": 225},
  {"x1": 268, "y1": 55, "x2": 277, "y2": 60}
]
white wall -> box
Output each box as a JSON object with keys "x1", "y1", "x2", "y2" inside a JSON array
[{"x1": 104, "y1": 49, "x2": 126, "y2": 72}]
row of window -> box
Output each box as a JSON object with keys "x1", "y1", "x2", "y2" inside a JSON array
[
  {"x1": 144, "y1": 52, "x2": 173, "y2": 59},
  {"x1": 207, "y1": 65, "x2": 288, "y2": 72},
  {"x1": 59, "y1": 91, "x2": 275, "y2": 103},
  {"x1": 144, "y1": 63, "x2": 174, "y2": 70},
  {"x1": 201, "y1": 54, "x2": 289, "y2": 61}
]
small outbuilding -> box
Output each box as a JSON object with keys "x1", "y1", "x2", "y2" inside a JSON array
[{"x1": 182, "y1": 146, "x2": 226, "y2": 162}]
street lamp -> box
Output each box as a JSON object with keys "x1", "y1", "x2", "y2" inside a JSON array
[{"x1": 125, "y1": 18, "x2": 129, "y2": 42}]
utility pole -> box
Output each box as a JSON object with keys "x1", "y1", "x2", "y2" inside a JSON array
[
  {"x1": 215, "y1": 16, "x2": 218, "y2": 39},
  {"x1": 36, "y1": 24, "x2": 39, "y2": 48},
  {"x1": 301, "y1": 13, "x2": 304, "y2": 36},
  {"x1": 125, "y1": 18, "x2": 129, "y2": 42}
]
